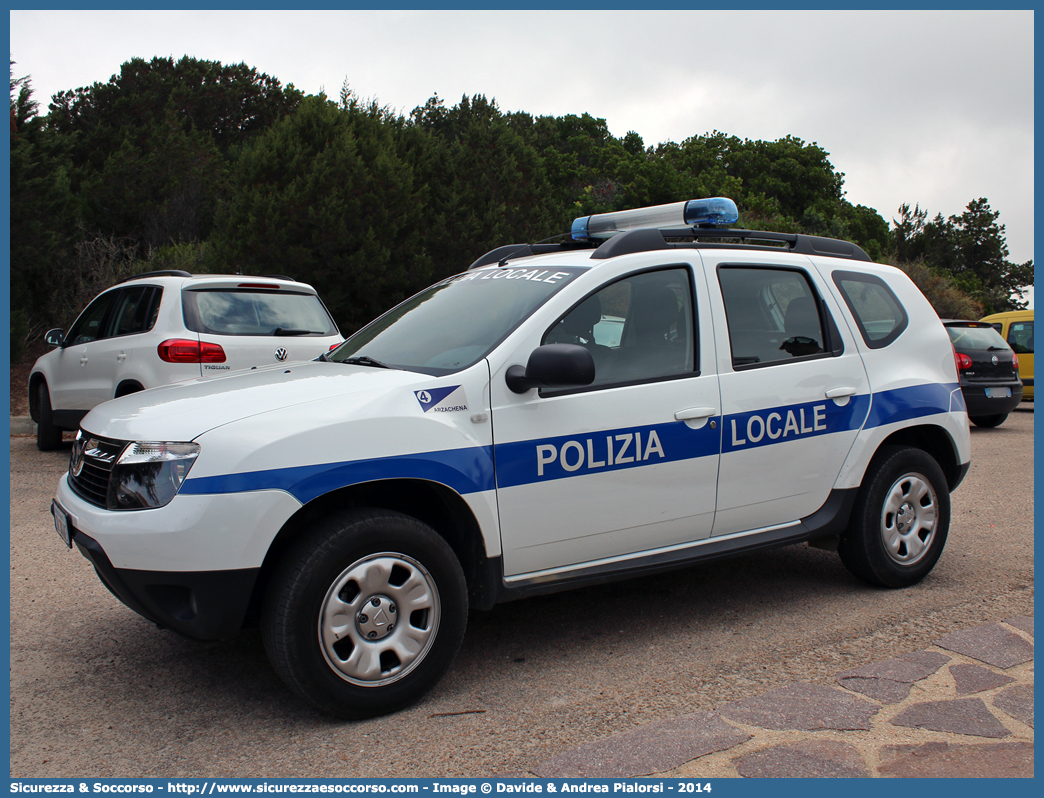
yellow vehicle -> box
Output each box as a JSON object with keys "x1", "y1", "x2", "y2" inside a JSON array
[{"x1": 981, "y1": 309, "x2": 1033, "y2": 400}]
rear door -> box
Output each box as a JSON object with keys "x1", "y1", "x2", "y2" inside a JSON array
[
  {"x1": 705, "y1": 253, "x2": 870, "y2": 536},
  {"x1": 81, "y1": 285, "x2": 162, "y2": 405}
]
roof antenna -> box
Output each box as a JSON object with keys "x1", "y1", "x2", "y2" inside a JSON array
[{"x1": 498, "y1": 233, "x2": 573, "y2": 267}]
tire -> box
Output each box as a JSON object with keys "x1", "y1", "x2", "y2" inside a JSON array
[
  {"x1": 261, "y1": 509, "x2": 468, "y2": 719},
  {"x1": 36, "y1": 382, "x2": 64, "y2": 451},
  {"x1": 838, "y1": 446, "x2": 950, "y2": 588},
  {"x1": 970, "y1": 413, "x2": 1008, "y2": 428},
  {"x1": 114, "y1": 382, "x2": 144, "y2": 399}
]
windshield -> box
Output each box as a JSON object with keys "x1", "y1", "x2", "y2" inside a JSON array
[
  {"x1": 331, "y1": 266, "x2": 586, "y2": 374},
  {"x1": 946, "y1": 324, "x2": 1010, "y2": 351}
]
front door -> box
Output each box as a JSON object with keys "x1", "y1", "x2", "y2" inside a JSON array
[
  {"x1": 491, "y1": 263, "x2": 722, "y2": 577},
  {"x1": 50, "y1": 288, "x2": 121, "y2": 412}
]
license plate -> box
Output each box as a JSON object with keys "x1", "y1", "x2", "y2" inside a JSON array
[
  {"x1": 52, "y1": 501, "x2": 71, "y2": 548},
  {"x1": 985, "y1": 387, "x2": 1012, "y2": 398}
]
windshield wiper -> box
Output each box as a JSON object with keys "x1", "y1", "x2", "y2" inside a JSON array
[
  {"x1": 343, "y1": 355, "x2": 397, "y2": 369},
  {"x1": 273, "y1": 327, "x2": 315, "y2": 336}
]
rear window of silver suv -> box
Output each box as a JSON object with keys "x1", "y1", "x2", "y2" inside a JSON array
[{"x1": 182, "y1": 288, "x2": 338, "y2": 336}]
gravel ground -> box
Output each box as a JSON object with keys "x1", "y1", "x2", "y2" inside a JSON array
[{"x1": 8, "y1": 405, "x2": 1034, "y2": 778}]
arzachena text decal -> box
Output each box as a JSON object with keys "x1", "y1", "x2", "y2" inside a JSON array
[{"x1": 415, "y1": 385, "x2": 470, "y2": 414}]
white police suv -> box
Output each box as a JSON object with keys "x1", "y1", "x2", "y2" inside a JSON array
[{"x1": 51, "y1": 198, "x2": 971, "y2": 718}]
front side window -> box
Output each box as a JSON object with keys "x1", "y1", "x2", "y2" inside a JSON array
[
  {"x1": 833, "y1": 270, "x2": 909, "y2": 348},
  {"x1": 183, "y1": 289, "x2": 338, "y2": 337},
  {"x1": 543, "y1": 267, "x2": 695, "y2": 389},
  {"x1": 332, "y1": 266, "x2": 586, "y2": 375},
  {"x1": 66, "y1": 290, "x2": 120, "y2": 346},
  {"x1": 1007, "y1": 321, "x2": 1033, "y2": 354},
  {"x1": 718, "y1": 267, "x2": 828, "y2": 369}
]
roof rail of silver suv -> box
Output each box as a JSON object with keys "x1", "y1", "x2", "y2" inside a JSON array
[{"x1": 116, "y1": 269, "x2": 193, "y2": 283}]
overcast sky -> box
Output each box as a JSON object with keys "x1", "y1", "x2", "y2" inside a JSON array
[{"x1": 8, "y1": 8, "x2": 1035, "y2": 295}]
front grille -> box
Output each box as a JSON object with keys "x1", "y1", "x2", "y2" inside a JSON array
[{"x1": 69, "y1": 435, "x2": 127, "y2": 508}]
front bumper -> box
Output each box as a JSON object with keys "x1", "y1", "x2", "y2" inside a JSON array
[
  {"x1": 73, "y1": 526, "x2": 258, "y2": 640},
  {"x1": 56, "y1": 473, "x2": 301, "y2": 571},
  {"x1": 54, "y1": 473, "x2": 304, "y2": 640}
]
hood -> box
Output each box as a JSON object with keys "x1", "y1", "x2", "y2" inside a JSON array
[{"x1": 80, "y1": 361, "x2": 434, "y2": 442}]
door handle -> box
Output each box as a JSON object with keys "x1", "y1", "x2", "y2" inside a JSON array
[
  {"x1": 825, "y1": 387, "x2": 857, "y2": 399},
  {"x1": 117, "y1": 352, "x2": 127, "y2": 362},
  {"x1": 675, "y1": 407, "x2": 717, "y2": 421},
  {"x1": 826, "y1": 386, "x2": 857, "y2": 406},
  {"x1": 675, "y1": 407, "x2": 718, "y2": 429},
  {"x1": 79, "y1": 356, "x2": 89, "y2": 366}
]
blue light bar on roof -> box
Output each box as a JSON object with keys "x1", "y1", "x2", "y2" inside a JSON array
[{"x1": 571, "y1": 197, "x2": 739, "y2": 241}]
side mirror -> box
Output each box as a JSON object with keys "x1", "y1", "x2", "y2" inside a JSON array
[
  {"x1": 44, "y1": 329, "x2": 65, "y2": 348},
  {"x1": 505, "y1": 344, "x2": 595, "y2": 394}
]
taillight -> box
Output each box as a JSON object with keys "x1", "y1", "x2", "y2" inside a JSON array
[
  {"x1": 953, "y1": 348, "x2": 972, "y2": 371},
  {"x1": 158, "y1": 339, "x2": 226, "y2": 363},
  {"x1": 1012, "y1": 353, "x2": 1019, "y2": 372}
]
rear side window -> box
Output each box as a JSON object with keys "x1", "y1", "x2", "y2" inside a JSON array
[
  {"x1": 718, "y1": 266, "x2": 830, "y2": 369},
  {"x1": 1006, "y1": 321, "x2": 1033, "y2": 354},
  {"x1": 833, "y1": 271, "x2": 908, "y2": 348},
  {"x1": 183, "y1": 289, "x2": 338, "y2": 337},
  {"x1": 106, "y1": 286, "x2": 161, "y2": 337}
]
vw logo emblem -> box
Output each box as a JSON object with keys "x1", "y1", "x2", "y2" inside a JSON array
[
  {"x1": 418, "y1": 391, "x2": 431, "y2": 404},
  {"x1": 275, "y1": 348, "x2": 289, "y2": 362},
  {"x1": 991, "y1": 355, "x2": 999, "y2": 365}
]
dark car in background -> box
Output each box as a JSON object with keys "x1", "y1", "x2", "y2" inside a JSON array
[{"x1": 943, "y1": 320, "x2": 1023, "y2": 427}]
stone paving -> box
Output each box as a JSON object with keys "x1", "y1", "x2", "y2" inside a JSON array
[{"x1": 514, "y1": 616, "x2": 1034, "y2": 779}]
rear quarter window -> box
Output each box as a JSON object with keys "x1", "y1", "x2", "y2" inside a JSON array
[{"x1": 833, "y1": 271, "x2": 909, "y2": 348}]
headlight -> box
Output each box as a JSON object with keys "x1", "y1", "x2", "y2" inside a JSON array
[{"x1": 110, "y1": 442, "x2": 200, "y2": 510}]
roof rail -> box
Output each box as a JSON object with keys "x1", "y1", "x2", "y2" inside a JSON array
[
  {"x1": 117, "y1": 269, "x2": 193, "y2": 283},
  {"x1": 468, "y1": 224, "x2": 873, "y2": 270},
  {"x1": 590, "y1": 227, "x2": 872, "y2": 262},
  {"x1": 468, "y1": 241, "x2": 596, "y2": 270}
]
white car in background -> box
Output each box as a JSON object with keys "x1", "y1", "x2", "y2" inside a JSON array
[{"x1": 29, "y1": 270, "x2": 343, "y2": 450}]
